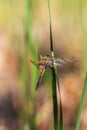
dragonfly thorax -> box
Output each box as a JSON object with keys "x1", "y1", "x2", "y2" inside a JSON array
[{"x1": 38, "y1": 59, "x2": 51, "y2": 68}]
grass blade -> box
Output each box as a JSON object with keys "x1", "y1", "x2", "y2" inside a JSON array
[
  {"x1": 48, "y1": 0, "x2": 64, "y2": 130},
  {"x1": 55, "y1": 71, "x2": 64, "y2": 130},
  {"x1": 52, "y1": 67, "x2": 59, "y2": 130},
  {"x1": 23, "y1": 0, "x2": 38, "y2": 130},
  {"x1": 48, "y1": 0, "x2": 58, "y2": 130},
  {"x1": 76, "y1": 72, "x2": 87, "y2": 130}
]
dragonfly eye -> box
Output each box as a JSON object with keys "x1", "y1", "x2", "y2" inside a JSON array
[
  {"x1": 38, "y1": 62, "x2": 42, "y2": 66},
  {"x1": 46, "y1": 54, "x2": 51, "y2": 57}
]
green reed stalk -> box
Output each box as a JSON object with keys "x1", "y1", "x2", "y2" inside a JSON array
[
  {"x1": 75, "y1": 1, "x2": 87, "y2": 130},
  {"x1": 23, "y1": 0, "x2": 37, "y2": 130},
  {"x1": 76, "y1": 72, "x2": 87, "y2": 130},
  {"x1": 48, "y1": 0, "x2": 64, "y2": 130}
]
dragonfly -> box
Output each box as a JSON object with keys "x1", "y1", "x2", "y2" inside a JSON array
[{"x1": 31, "y1": 54, "x2": 77, "y2": 89}]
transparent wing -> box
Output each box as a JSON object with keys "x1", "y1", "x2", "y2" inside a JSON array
[
  {"x1": 36, "y1": 66, "x2": 46, "y2": 90},
  {"x1": 49, "y1": 57, "x2": 77, "y2": 67}
]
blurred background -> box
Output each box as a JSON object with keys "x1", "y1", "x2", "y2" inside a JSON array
[{"x1": 0, "y1": 0, "x2": 87, "y2": 130}]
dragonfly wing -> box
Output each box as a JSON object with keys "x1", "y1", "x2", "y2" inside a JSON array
[
  {"x1": 56, "y1": 58, "x2": 78, "y2": 72},
  {"x1": 36, "y1": 65, "x2": 46, "y2": 90},
  {"x1": 49, "y1": 58, "x2": 67, "y2": 67},
  {"x1": 50, "y1": 57, "x2": 77, "y2": 68}
]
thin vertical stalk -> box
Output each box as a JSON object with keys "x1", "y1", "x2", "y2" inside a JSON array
[
  {"x1": 48, "y1": 0, "x2": 58, "y2": 130},
  {"x1": 76, "y1": 72, "x2": 87, "y2": 130},
  {"x1": 24, "y1": 0, "x2": 37, "y2": 130},
  {"x1": 48, "y1": 0, "x2": 64, "y2": 130}
]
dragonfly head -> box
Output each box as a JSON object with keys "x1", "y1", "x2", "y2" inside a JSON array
[{"x1": 31, "y1": 53, "x2": 52, "y2": 68}]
